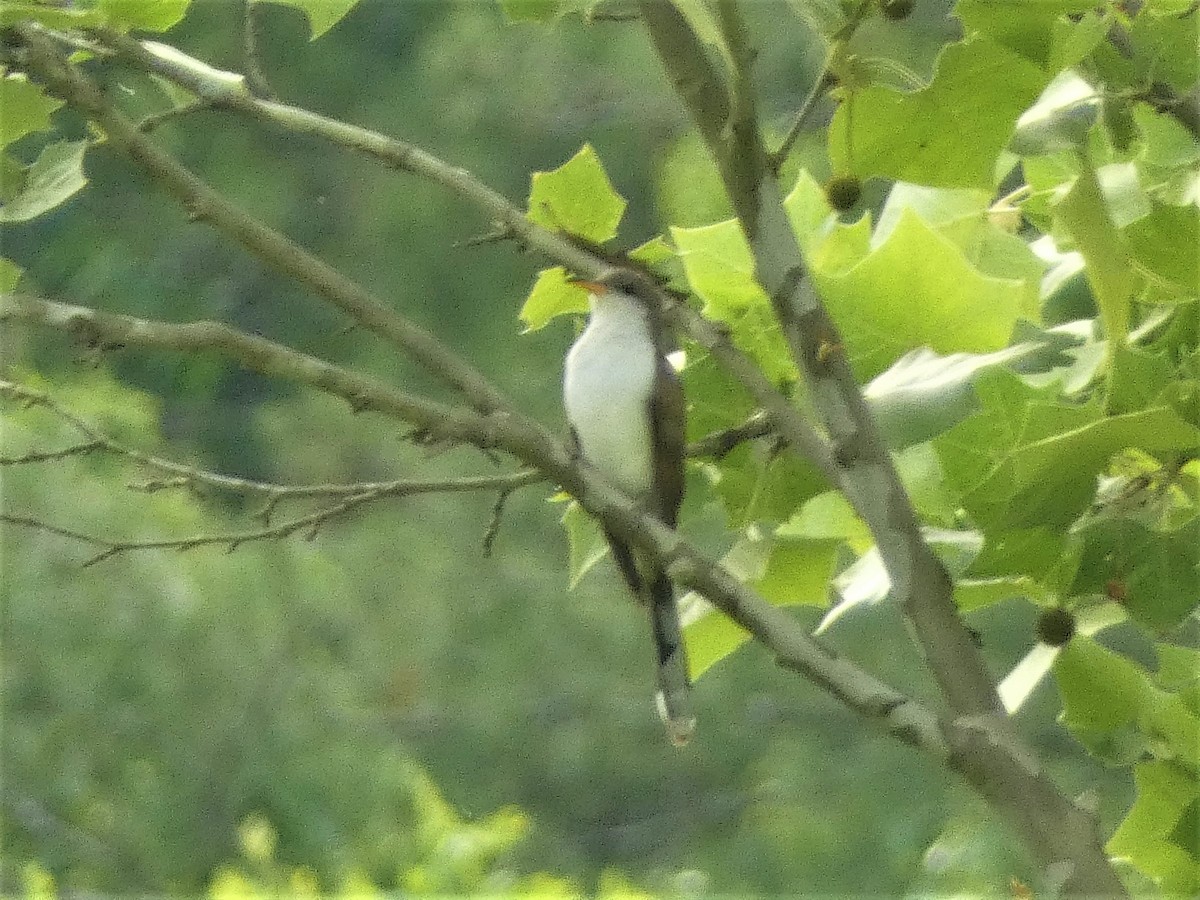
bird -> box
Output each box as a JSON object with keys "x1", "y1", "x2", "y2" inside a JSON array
[{"x1": 562, "y1": 270, "x2": 695, "y2": 746}]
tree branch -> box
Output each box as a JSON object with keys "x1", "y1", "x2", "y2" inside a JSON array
[
  {"x1": 1, "y1": 374, "x2": 543, "y2": 520},
  {"x1": 4, "y1": 488, "x2": 390, "y2": 566},
  {"x1": 3, "y1": 27, "x2": 1122, "y2": 887},
  {"x1": 641, "y1": 0, "x2": 999, "y2": 717},
  {"x1": 16, "y1": 24, "x2": 511, "y2": 418},
  {"x1": 637, "y1": 2, "x2": 1125, "y2": 895},
  {"x1": 83, "y1": 27, "x2": 841, "y2": 487},
  {"x1": 2, "y1": 291, "x2": 966, "y2": 777}
]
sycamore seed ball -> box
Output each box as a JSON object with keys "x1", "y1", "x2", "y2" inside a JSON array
[
  {"x1": 1036, "y1": 607, "x2": 1076, "y2": 647},
  {"x1": 825, "y1": 175, "x2": 862, "y2": 212}
]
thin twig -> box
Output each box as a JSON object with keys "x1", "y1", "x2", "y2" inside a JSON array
[
  {"x1": 689, "y1": 413, "x2": 771, "y2": 459},
  {"x1": 5, "y1": 488, "x2": 376, "y2": 566},
  {"x1": 137, "y1": 97, "x2": 211, "y2": 132},
  {"x1": 3, "y1": 374, "x2": 543, "y2": 512},
  {"x1": 770, "y1": 67, "x2": 834, "y2": 172}
]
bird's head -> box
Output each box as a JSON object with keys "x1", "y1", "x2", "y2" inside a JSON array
[{"x1": 568, "y1": 269, "x2": 646, "y2": 302}]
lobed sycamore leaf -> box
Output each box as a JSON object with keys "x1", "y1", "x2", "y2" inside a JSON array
[
  {"x1": 0, "y1": 72, "x2": 63, "y2": 148},
  {"x1": 527, "y1": 144, "x2": 626, "y2": 244},
  {"x1": 519, "y1": 267, "x2": 587, "y2": 333},
  {"x1": 954, "y1": 1, "x2": 1104, "y2": 69},
  {"x1": 829, "y1": 37, "x2": 1047, "y2": 189},
  {"x1": 1107, "y1": 760, "x2": 1200, "y2": 896},
  {"x1": 681, "y1": 531, "x2": 836, "y2": 680},
  {"x1": 818, "y1": 209, "x2": 1025, "y2": 382}
]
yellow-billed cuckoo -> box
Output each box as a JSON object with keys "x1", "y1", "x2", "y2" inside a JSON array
[{"x1": 563, "y1": 271, "x2": 695, "y2": 745}]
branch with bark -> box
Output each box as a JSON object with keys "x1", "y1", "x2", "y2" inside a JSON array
[
  {"x1": 636, "y1": 1, "x2": 1124, "y2": 894},
  {"x1": 1, "y1": 292, "x2": 939, "y2": 762},
  {"x1": 5, "y1": 17, "x2": 1129, "y2": 894}
]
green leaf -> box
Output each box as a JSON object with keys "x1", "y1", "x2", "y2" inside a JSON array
[
  {"x1": 754, "y1": 537, "x2": 839, "y2": 608},
  {"x1": 1054, "y1": 161, "x2": 1135, "y2": 350},
  {"x1": 971, "y1": 407, "x2": 1200, "y2": 531},
  {"x1": 0, "y1": 257, "x2": 23, "y2": 293},
  {"x1": 864, "y1": 343, "x2": 1050, "y2": 449},
  {"x1": 707, "y1": 443, "x2": 823, "y2": 528},
  {"x1": 782, "y1": 169, "x2": 870, "y2": 270},
  {"x1": 1107, "y1": 761, "x2": 1200, "y2": 895},
  {"x1": 0, "y1": 140, "x2": 88, "y2": 223},
  {"x1": 681, "y1": 535, "x2": 768, "y2": 679},
  {"x1": 682, "y1": 532, "x2": 834, "y2": 678},
  {"x1": 1125, "y1": 203, "x2": 1200, "y2": 297},
  {"x1": 1109, "y1": 346, "x2": 1175, "y2": 416},
  {"x1": 829, "y1": 37, "x2": 1047, "y2": 189},
  {"x1": 672, "y1": 222, "x2": 798, "y2": 385},
  {"x1": 672, "y1": 218, "x2": 765, "y2": 314},
  {"x1": 519, "y1": 267, "x2": 587, "y2": 332},
  {"x1": 936, "y1": 370, "x2": 1200, "y2": 533},
  {"x1": 255, "y1": 0, "x2": 359, "y2": 38},
  {"x1": 1055, "y1": 637, "x2": 1148, "y2": 732},
  {"x1": 559, "y1": 500, "x2": 609, "y2": 590},
  {"x1": 955, "y1": 575, "x2": 1049, "y2": 612},
  {"x1": 99, "y1": 0, "x2": 191, "y2": 31},
  {"x1": 1155, "y1": 644, "x2": 1200, "y2": 715},
  {"x1": 1048, "y1": 9, "x2": 1111, "y2": 71},
  {"x1": 820, "y1": 529, "x2": 983, "y2": 631},
  {"x1": 1068, "y1": 519, "x2": 1200, "y2": 632},
  {"x1": 657, "y1": 130, "x2": 732, "y2": 228},
  {"x1": 895, "y1": 443, "x2": 961, "y2": 525},
  {"x1": 527, "y1": 144, "x2": 626, "y2": 244},
  {"x1": 967, "y1": 527, "x2": 1072, "y2": 584},
  {"x1": 784, "y1": 0, "x2": 845, "y2": 38},
  {"x1": 1009, "y1": 71, "x2": 1100, "y2": 157},
  {"x1": 954, "y1": 0, "x2": 1101, "y2": 67},
  {"x1": 0, "y1": 72, "x2": 63, "y2": 148},
  {"x1": 778, "y1": 490, "x2": 871, "y2": 550},
  {"x1": 680, "y1": 348, "x2": 757, "y2": 442},
  {"x1": 999, "y1": 601, "x2": 1128, "y2": 713},
  {"x1": 877, "y1": 182, "x2": 1046, "y2": 313},
  {"x1": 817, "y1": 209, "x2": 1025, "y2": 381}
]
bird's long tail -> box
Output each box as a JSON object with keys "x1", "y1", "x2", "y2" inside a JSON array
[{"x1": 649, "y1": 570, "x2": 696, "y2": 746}]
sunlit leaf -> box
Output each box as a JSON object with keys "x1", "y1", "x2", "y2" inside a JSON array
[
  {"x1": 99, "y1": 0, "x2": 191, "y2": 31},
  {"x1": 1054, "y1": 161, "x2": 1135, "y2": 350},
  {"x1": 0, "y1": 72, "x2": 63, "y2": 148},
  {"x1": 829, "y1": 38, "x2": 1046, "y2": 188},
  {"x1": 1107, "y1": 761, "x2": 1200, "y2": 895},
  {"x1": 528, "y1": 144, "x2": 626, "y2": 244},
  {"x1": 519, "y1": 266, "x2": 587, "y2": 332},
  {"x1": 818, "y1": 209, "x2": 1025, "y2": 381}
]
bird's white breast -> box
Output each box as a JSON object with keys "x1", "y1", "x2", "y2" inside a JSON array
[{"x1": 563, "y1": 292, "x2": 657, "y2": 497}]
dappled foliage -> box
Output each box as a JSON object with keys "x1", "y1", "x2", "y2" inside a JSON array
[{"x1": 1, "y1": 0, "x2": 1198, "y2": 897}]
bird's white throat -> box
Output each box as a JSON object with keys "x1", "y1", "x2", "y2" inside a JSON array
[{"x1": 563, "y1": 290, "x2": 657, "y2": 497}]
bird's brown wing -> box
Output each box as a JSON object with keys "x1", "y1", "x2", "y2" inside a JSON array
[{"x1": 648, "y1": 356, "x2": 686, "y2": 528}]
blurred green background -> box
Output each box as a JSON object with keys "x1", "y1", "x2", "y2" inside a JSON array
[{"x1": 1, "y1": 1, "x2": 1125, "y2": 895}]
